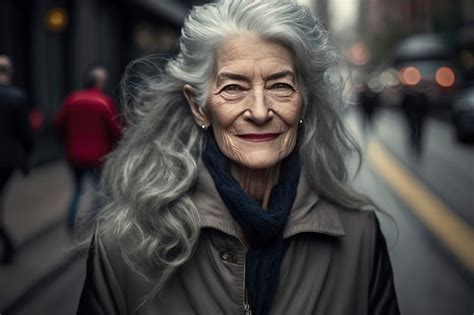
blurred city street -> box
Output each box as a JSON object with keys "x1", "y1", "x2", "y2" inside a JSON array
[
  {"x1": 0, "y1": 162, "x2": 90, "y2": 314},
  {"x1": 0, "y1": 107, "x2": 473, "y2": 314},
  {"x1": 348, "y1": 107, "x2": 474, "y2": 315},
  {"x1": 1, "y1": 0, "x2": 473, "y2": 314}
]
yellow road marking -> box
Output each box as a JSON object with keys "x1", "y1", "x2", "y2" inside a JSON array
[{"x1": 367, "y1": 139, "x2": 474, "y2": 273}]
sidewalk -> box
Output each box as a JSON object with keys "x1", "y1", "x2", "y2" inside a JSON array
[{"x1": 0, "y1": 160, "x2": 92, "y2": 312}]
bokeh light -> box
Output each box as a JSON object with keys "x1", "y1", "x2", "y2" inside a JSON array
[
  {"x1": 380, "y1": 69, "x2": 399, "y2": 87},
  {"x1": 435, "y1": 67, "x2": 456, "y2": 87},
  {"x1": 45, "y1": 8, "x2": 68, "y2": 32},
  {"x1": 400, "y1": 66, "x2": 421, "y2": 86},
  {"x1": 368, "y1": 75, "x2": 384, "y2": 93},
  {"x1": 346, "y1": 42, "x2": 369, "y2": 66}
]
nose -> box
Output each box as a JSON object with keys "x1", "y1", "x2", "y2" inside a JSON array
[{"x1": 244, "y1": 88, "x2": 273, "y2": 124}]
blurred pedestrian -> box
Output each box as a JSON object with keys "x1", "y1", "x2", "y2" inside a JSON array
[
  {"x1": 0, "y1": 55, "x2": 34, "y2": 264},
  {"x1": 401, "y1": 82, "x2": 429, "y2": 157},
  {"x1": 358, "y1": 82, "x2": 379, "y2": 133},
  {"x1": 55, "y1": 66, "x2": 122, "y2": 229}
]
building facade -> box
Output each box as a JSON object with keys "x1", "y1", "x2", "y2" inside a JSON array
[{"x1": 358, "y1": 0, "x2": 474, "y2": 67}]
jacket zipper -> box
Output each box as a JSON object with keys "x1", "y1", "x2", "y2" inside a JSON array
[
  {"x1": 244, "y1": 288, "x2": 252, "y2": 315},
  {"x1": 239, "y1": 238, "x2": 252, "y2": 315}
]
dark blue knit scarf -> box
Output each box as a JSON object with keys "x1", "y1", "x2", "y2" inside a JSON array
[{"x1": 202, "y1": 131, "x2": 301, "y2": 315}]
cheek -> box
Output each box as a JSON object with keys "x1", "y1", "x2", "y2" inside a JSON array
[
  {"x1": 212, "y1": 125, "x2": 247, "y2": 162},
  {"x1": 283, "y1": 126, "x2": 299, "y2": 152},
  {"x1": 277, "y1": 96, "x2": 302, "y2": 153},
  {"x1": 272, "y1": 96, "x2": 302, "y2": 127},
  {"x1": 212, "y1": 125, "x2": 232, "y2": 145},
  {"x1": 207, "y1": 97, "x2": 243, "y2": 128}
]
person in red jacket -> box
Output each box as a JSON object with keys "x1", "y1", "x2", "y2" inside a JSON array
[{"x1": 55, "y1": 66, "x2": 121, "y2": 228}]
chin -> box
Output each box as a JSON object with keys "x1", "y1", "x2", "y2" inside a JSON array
[{"x1": 234, "y1": 151, "x2": 287, "y2": 170}]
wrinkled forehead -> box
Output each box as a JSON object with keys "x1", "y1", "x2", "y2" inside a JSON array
[{"x1": 214, "y1": 34, "x2": 296, "y2": 75}]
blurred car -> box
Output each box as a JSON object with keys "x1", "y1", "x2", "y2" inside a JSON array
[
  {"x1": 393, "y1": 33, "x2": 461, "y2": 110},
  {"x1": 452, "y1": 87, "x2": 474, "y2": 141}
]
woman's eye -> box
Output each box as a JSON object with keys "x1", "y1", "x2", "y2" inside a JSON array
[
  {"x1": 270, "y1": 83, "x2": 294, "y2": 90},
  {"x1": 268, "y1": 83, "x2": 295, "y2": 97},
  {"x1": 221, "y1": 84, "x2": 243, "y2": 93}
]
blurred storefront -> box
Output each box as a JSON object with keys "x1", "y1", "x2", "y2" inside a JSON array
[
  {"x1": 358, "y1": 0, "x2": 474, "y2": 67},
  {"x1": 344, "y1": 0, "x2": 474, "y2": 112}
]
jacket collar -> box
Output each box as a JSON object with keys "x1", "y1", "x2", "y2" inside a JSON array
[{"x1": 191, "y1": 166, "x2": 345, "y2": 241}]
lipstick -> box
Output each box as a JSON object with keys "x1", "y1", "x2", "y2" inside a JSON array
[{"x1": 237, "y1": 133, "x2": 280, "y2": 142}]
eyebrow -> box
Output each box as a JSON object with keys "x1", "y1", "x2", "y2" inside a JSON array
[
  {"x1": 216, "y1": 72, "x2": 250, "y2": 85},
  {"x1": 263, "y1": 70, "x2": 295, "y2": 82},
  {"x1": 216, "y1": 70, "x2": 295, "y2": 85}
]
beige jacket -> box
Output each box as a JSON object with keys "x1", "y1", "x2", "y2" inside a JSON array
[{"x1": 77, "y1": 167, "x2": 400, "y2": 314}]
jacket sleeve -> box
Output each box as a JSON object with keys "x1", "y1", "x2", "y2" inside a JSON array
[
  {"x1": 77, "y1": 229, "x2": 127, "y2": 315},
  {"x1": 368, "y1": 213, "x2": 401, "y2": 315}
]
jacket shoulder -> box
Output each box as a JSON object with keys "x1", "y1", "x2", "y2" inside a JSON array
[
  {"x1": 332, "y1": 201, "x2": 378, "y2": 226},
  {"x1": 324, "y1": 201, "x2": 382, "y2": 243},
  {"x1": 321, "y1": 202, "x2": 400, "y2": 313}
]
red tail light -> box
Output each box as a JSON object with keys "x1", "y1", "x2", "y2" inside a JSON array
[
  {"x1": 435, "y1": 67, "x2": 455, "y2": 87},
  {"x1": 400, "y1": 67, "x2": 421, "y2": 86}
]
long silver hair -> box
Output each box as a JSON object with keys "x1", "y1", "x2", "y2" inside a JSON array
[{"x1": 97, "y1": 0, "x2": 371, "y2": 301}]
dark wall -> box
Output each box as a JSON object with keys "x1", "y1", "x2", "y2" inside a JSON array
[
  {"x1": 69, "y1": 0, "x2": 128, "y2": 97},
  {"x1": 0, "y1": 0, "x2": 33, "y2": 94}
]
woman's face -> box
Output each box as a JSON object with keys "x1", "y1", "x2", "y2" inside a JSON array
[{"x1": 189, "y1": 34, "x2": 303, "y2": 170}]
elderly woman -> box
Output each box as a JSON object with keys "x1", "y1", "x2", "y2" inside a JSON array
[{"x1": 77, "y1": 0, "x2": 400, "y2": 314}]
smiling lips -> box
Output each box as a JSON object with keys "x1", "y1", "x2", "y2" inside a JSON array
[{"x1": 237, "y1": 133, "x2": 281, "y2": 142}]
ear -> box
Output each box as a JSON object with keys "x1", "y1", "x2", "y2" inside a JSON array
[{"x1": 183, "y1": 84, "x2": 210, "y2": 127}]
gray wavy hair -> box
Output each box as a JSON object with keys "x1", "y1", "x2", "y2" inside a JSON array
[{"x1": 98, "y1": 0, "x2": 371, "y2": 302}]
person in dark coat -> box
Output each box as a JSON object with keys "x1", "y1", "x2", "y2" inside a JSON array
[
  {"x1": 359, "y1": 82, "x2": 379, "y2": 133},
  {"x1": 55, "y1": 66, "x2": 122, "y2": 228},
  {"x1": 401, "y1": 82, "x2": 429, "y2": 157},
  {"x1": 0, "y1": 55, "x2": 34, "y2": 264}
]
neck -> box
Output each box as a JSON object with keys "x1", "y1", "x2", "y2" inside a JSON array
[{"x1": 230, "y1": 162, "x2": 280, "y2": 209}]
